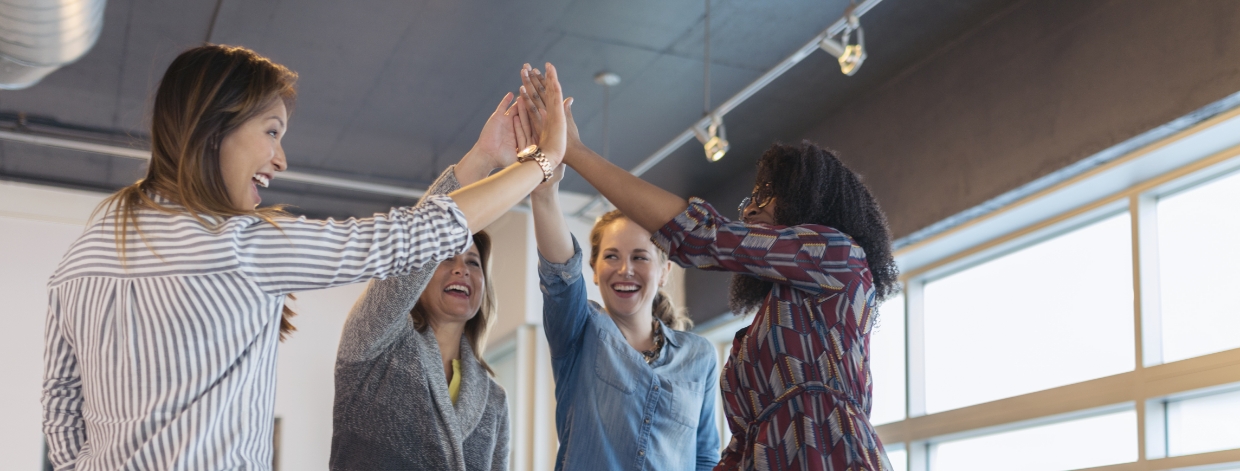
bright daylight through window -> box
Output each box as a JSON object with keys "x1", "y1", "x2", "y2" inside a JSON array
[
  {"x1": 922, "y1": 212, "x2": 1135, "y2": 413},
  {"x1": 885, "y1": 447, "x2": 907, "y2": 471},
  {"x1": 1166, "y1": 387, "x2": 1240, "y2": 457},
  {"x1": 1155, "y1": 169, "x2": 1240, "y2": 363},
  {"x1": 869, "y1": 293, "x2": 905, "y2": 425},
  {"x1": 931, "y1": 409, "x2": 1137, "y2": 471}
]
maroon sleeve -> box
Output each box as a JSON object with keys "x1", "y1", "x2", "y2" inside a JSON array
[{"x1": 652, "y1": 197, "x2": 867, "y2": 295}]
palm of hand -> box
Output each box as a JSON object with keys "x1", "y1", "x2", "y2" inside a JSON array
[{"x1": 476, "y1": 103, "x2": 520, "y2": 168}]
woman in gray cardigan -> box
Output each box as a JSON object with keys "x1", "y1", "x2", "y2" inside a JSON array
[{"x1": 329, "y1": 164, "x2": 510, "y2": 470}]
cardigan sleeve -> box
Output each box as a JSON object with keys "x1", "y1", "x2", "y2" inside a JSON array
[{"x1": 336, "y1": 166, "x2": 462, "y2": 363}]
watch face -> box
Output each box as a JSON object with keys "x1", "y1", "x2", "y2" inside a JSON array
[{"x1": 517, "y1": 145, "x2": 539, "y2": 158}]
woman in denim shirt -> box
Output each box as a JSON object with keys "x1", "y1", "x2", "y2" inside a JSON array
[{"x1": 519, "y1": 84, "x2": 720, "y2": 468}]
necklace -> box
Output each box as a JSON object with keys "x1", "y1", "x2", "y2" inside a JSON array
[{"x1": 640, "y1": 319, "x2": 665, "y2": 365}]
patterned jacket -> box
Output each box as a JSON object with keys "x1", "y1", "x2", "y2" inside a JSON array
[{"x1": 654, "y1": 198, "x2": 892, "y2": 471}]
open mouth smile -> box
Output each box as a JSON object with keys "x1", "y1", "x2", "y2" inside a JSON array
[
  {"x1": 611, "y1": 282, "x2": 641, "y2": 299},
  {"x1": 444, "y1": 282, "x2": 471, "y2": 298}
]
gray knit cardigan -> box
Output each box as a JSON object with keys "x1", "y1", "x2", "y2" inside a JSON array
[{"x1": 330, "y1": 166, "x2": 510, "y2": 471}]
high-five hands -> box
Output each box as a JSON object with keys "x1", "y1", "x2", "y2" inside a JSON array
[
  {"x1": 518, "y1": 63, "x2": 568, "y2": 169},
  {"x1": 520, "y1": 66, "x2": 583, "y2": 166},
  {"x1": 468, "y1": 94, "x2": 521, "y2": 170}
]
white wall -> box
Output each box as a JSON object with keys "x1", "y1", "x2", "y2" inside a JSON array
[{"x1": 0, "y1": 181, "x2": 107, "y2": 470}]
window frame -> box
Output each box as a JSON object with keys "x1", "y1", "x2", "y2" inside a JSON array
[
  {"x1": 882, "y1": 105, "x2": 1240, "y2": 470},
  {"x1": 695, "y1": 100, "x2": 1240, "y2": 471}
]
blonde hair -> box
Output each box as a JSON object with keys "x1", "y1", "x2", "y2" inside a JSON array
[
  {"x1": 589, "y1": 210, "x2": 692, "y2": 331},
  {"x1": 93, "y1": 44, "x2": 300, "y2": 339},
  {"x1": 410, "y1": 231, "x2": 498, "y2": 374}
]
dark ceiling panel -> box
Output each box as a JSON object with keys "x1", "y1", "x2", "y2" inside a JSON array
[
  {"x1": 0, "y1": 0, "x2": 1026, "y2": 222},
  {"x1": 0, "y1": 142, "x2": 145, "y2": 192}
]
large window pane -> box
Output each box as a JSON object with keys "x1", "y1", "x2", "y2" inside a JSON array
[
  {"x1": 886, "y1": 447, "x2": 907, "y2": 471},
  {"x1": 1156, "y1": 170, "x2": 1240, "y2": 363},
  {"x1": 923, "y1": 213, "x2": 1134, "y2": 412},
  {"x1": 870, "y1": 293, "x2": 906, "y2": 425},
  {"x1": 1167, "y1": 388, "x2": 1240, "y2": 456},
  {"x1": 932, "y1": 410, "x2": 1137, "y2": 471}
]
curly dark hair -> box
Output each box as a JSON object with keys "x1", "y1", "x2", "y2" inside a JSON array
[{"x1": 729, "y1": 141, "x2": 900, "y2": 314}]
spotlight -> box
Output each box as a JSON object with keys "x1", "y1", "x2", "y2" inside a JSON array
[
  {"x1": 818, "y1": 4, "x2": 866, "y2": 76},
  {"x1": 693, "y1": 114, "x2": 729, "y2": 162}
]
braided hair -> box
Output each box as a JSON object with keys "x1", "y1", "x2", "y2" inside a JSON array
[{"x1": 729, "y1": 141, "x2": 899, "y2": 314}]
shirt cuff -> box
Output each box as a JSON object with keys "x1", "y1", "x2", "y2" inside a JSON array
[
  {"x1": 423, "y1": 194, "x2": 473, "y2": 253},
  {"x1": 537, "y1": 235, "x2": 583, "y2": 286},
  {"x1": 653, "y1": 197, "x2": 720, "y2": 255}
]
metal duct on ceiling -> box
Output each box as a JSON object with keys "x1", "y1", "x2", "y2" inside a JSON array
[{"x1": 0, "y1": 0, "x2": 106, "y2": 90}]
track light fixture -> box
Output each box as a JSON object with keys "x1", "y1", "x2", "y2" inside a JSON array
[
  {"x1": 693, "y1": 114, "x2": 729, "y2": 162},
  {"x1": 818, "y1": 3, "x2": 866, "y2": 76}
]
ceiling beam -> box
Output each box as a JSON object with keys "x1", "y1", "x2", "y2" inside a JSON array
[{"x1": 0, "y1": 128, "x2": 427, "y2": 199}]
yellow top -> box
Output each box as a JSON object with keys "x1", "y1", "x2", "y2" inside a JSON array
[{"x1": 448, "y1": 359, "x2": 462, "y2": 405}]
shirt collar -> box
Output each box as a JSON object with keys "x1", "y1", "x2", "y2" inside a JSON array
[{"x1": 657, "y1": 319, "x2": 683, "y2": 348}]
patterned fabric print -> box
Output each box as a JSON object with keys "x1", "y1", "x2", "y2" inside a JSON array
[{"x1": 653, "y1": 198, "x2": 891, "y2": 471}]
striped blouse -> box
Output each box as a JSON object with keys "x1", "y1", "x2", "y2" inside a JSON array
[{"x1": 42, "y1": 195, "x2": 471, "y2": 470}]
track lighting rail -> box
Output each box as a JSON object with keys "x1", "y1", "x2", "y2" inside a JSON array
[{"x1": 574, "y1": 0, "x2": 883, "y2": 217}]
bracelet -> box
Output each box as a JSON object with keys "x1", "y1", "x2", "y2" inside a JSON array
[{"x1": 516, "y1": 145, "x2": 554, "y2": 183}]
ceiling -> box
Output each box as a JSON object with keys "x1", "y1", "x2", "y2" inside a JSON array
[{"x1": 0, "y1": 0, "x2": 1022, "y2": 219}]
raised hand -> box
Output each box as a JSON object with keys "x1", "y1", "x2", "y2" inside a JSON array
[
  {"x1": 532, "y1": 163, "x2": 565, "y2": 197},
  {"x1": 515, "y1": 93, "x2": 538, "y2": 151},
  {"x1": 519, "y1": 63, "x2": 567, "y2": 167},
  {"x1": 522, "y1": 67, "x2": 582, "y2": 165},
  {"x1": 460, "y1": 93, "x2": 521, "y2": 184}
]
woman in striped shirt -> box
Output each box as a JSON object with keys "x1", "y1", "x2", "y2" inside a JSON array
[{"x1": 42, "y1": 45, "x2": 567, "y2": 470}]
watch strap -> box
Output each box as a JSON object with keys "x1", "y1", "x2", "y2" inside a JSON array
[{"x1": 518, "y1": 147, "x2": 554, "y2": 183}]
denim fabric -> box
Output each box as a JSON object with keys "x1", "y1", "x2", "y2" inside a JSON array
[{"x1": 539, "y1": 237, "x2": 721, "y2": 471}]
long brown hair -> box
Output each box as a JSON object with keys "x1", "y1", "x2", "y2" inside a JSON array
[
  {"x1": 93, "y1": 44, "x2": 301, "y2": 338},
  {"x1": 410, "y1": 231, "x2": 499, "y2": 375},
  {"x1": 589, "y1": 210, "x2": 692, "y2": 331}
]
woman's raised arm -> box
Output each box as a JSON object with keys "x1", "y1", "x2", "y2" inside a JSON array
[{"x1": 520, "y1": 67, "x2": 687, "y2": 234}]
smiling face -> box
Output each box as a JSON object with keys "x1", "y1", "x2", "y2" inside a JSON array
[
  {"x1": 419, "y1": 244, "x2": 486, "y2": 326},
  {"x1": 741, "y1": 182, "x2": 779, "y2": 226},
  {"x1": 218, "y1": 100, "x2": 288, "y2": 211},
  {"x1": 591, "y1": 217, "x2": 672, "y2": 320}
]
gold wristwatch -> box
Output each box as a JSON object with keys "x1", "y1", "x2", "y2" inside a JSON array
[{"x1": 516, "y1": 145, "x2": 554, "y2": 183}]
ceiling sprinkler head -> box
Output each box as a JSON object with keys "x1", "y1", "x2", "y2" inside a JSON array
[{"x1": 594, "y1": 71, "x2": 621, "y2": 86}]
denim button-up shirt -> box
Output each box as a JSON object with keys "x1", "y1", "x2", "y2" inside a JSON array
[{"x1": 539, "y1": 237, "x2": 720, "y2": 471}]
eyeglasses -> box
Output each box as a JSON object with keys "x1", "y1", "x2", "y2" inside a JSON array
[{"x1": 738, "y1": 186, "x2": 773, "y2": 218}]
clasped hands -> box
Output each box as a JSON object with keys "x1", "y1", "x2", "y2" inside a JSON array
[{"x1": 463, "y1": 62, "x2": 578, "y2": 191}]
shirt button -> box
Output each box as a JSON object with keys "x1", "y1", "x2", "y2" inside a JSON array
[
  {"x1": 653, "y1": 385, "x2": 659, "y2": 391},
  {"x1": 639, "y1": 450, "x2": 645, "y2": 456},
  {"x1": 645, "y1": 417, "x2": 651, "y2": 423}
]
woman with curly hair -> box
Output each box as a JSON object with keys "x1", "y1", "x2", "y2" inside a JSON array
[{"x1": 521, "y1": 66, "x2": 896, "y2": 470}]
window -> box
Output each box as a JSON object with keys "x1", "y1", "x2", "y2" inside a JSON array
[
  {"x1": 870, "y1": 293, "x2": 906, "y2": 425},
  {"x1": 931, "y1": 409, "x2": 1137, "y2": 471},
  {"x1": 696, "y1": 99, "x2": 1240, "y2": 471},
  {"x1": 922, "y1": 212, "x2": 1135, "y2": 413},
  {"x1": 886, "y1": 446, "x2": 907, "y2": 471},
  {"x1": 1155, "y1": 169, "x2": 1240, "y2": 363},
  {"x1": 1166, "y1": 387, "x2": 1240, "y2": 457}
]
